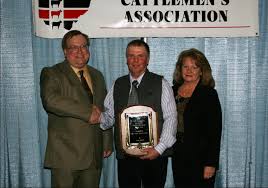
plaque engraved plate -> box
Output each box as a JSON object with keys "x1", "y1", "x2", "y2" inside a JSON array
[{"x1": 120, "y1": 106, "x2": 158, "y2": 156}]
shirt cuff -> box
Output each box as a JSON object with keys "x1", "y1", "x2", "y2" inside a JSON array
[
  {"x1": 154, "y1": 142, "x2": 167, "y2": 155},
  {"x1": 100, "y1": 113, "x2": 109, "y2": 130}
]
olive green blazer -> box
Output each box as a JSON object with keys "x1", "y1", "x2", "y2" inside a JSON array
[{"x1": 40, "y1": 61, "x2": 113, "y2": 170}]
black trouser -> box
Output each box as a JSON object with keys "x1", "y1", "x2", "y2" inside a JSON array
[
  {"x1": 117, "y1": 156, "x2": 168, "y2": 188},
  {"x1": 172, "y1": 142, "x2": 216, "y2": 188}
]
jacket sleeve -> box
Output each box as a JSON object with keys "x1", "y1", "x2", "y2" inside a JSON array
[
  {"x1": 98, "y1": 74, "x2": 114, "y2": 151},
  {"x1": 40, "y1": 67, "x2": 92, "y2": 122},
  {"x1": 205, "y1": 88, "x2": 222, "y2": 168},
  {"x1": 102, "y1": 128, "x2": 114, "y2": 151}
]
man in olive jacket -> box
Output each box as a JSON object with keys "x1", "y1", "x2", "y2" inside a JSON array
[{"x1": 40, "y1": 30, "x2": 113, "y2": 188}]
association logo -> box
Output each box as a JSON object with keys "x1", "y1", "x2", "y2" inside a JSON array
[{"x1": 38, "y1": 0, "x2": 91, "y2": 30}]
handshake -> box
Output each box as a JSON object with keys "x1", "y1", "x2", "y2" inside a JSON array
[{"x1": 89, "y1": 105, "x2": 102, "y2": 124}]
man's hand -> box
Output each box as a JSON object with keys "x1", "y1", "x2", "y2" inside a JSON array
[
  {"x1": 203, "y1": 166, "x2": 216, "y2": 179},
  {"x1": 103, "y1": 150, "x2": 113, "y2": 158},
  {"x1": 89, "y1": 105, "x2": 101, "y2": 124},
  {"x1": 139, "y1": 147, "x2": 160, "y2": 160}
]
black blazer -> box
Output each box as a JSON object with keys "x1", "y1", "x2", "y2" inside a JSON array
[{"x1": 173, "y1": 83, "x2": 222, "y2": 169}]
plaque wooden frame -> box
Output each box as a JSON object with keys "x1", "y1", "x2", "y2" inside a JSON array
[{"x1": 120, "y1": 105, "x2": 159, "y2": 156}]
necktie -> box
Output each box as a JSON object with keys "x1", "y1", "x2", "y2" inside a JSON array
[
  {"x1": 128, "y1": 80, "x2": 139, "y2": 105},
  {"x1": 79, "y1": 70, "x2": 93, "y2": 103}
]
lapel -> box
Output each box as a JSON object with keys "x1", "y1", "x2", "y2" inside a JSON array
[
  {"x1": 138, "y1": 69, "x2": 149, "y2": 89},
  {"x1": 184, "y1": 82, "x2": 202, "y2": 115},
  {"x1": 87, "y1": 65, "x2": 97, "y2": 97},
  {"x1": 120, "y1": 75, "x2": 131, "y2": 107},
  {"x1": 59, "y1": 61, "x2": 80, "y2": 84},
  {"x1": 137, "y1": 70, "x2": 153, "y2": 100},
  {"x1": 59, "y1": 61, "x2": 92, "y2": 103}
]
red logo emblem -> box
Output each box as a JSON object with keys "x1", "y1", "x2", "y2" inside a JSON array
[{"x1": 38, "y1": 0, "x2": 91, "y2": 30}]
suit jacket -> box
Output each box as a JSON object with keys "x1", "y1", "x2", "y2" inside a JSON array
[
  {"x1": 173, "y1": 83, "x2": 222, "y2": 169},
  {"x1": 40, "y1": 61, "x2": 113, "y2": 170}
]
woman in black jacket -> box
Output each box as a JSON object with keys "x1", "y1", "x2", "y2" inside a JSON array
[{"x1": 172, "y1": 48, "x2": 222, "y2": 188}]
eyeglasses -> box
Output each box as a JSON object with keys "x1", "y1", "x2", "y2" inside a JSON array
[{"x1": 67, "y1": 44, "x2": 88, "y2": 53}]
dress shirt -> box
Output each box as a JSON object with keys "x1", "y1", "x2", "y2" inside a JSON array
[
  {"x1": 100, "y1": 73, "x2": 177, "y2": 155},
  {"x1": 71, "y1": 65, "x2": 94, "y2": 93}
]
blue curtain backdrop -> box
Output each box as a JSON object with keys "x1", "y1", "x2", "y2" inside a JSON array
[{"x1": 1, "y1": 0, "x2": 267, "y2": 187}]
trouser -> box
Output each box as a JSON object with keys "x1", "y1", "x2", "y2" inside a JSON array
[
  {"x1": 172, "y1": 142, "x2": 216, "y2": 188},
  {"x1": 117, "y1": 156, "x2": 168, "y2": 188},
  {"x1": 51, "y1": 167, "x2": 101, "y2": 188}
]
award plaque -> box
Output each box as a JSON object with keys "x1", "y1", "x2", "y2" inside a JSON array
[{"x1": 120, "y1": 105, "x2": 159, "y2": 156}]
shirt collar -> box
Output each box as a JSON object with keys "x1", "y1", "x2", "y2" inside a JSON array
[
  {"x1": 70, "y1": 65, "x2": 88, "y2": 76},
  {"x1": 129, "y1": 72, "x2": 145, "y2": 85}
]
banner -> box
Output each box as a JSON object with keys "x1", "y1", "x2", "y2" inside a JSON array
[{"x1": 33, "y1": 0, "x2": 259, "y2": 38}]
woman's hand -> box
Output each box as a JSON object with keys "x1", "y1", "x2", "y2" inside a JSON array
[{"x1": 203, "y1": 166, "x2": 216, "y2": 179}]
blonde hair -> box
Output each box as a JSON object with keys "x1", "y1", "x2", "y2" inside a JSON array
[{"x1": 173, "y1": 48, "x2": 215, "y2": 88}]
